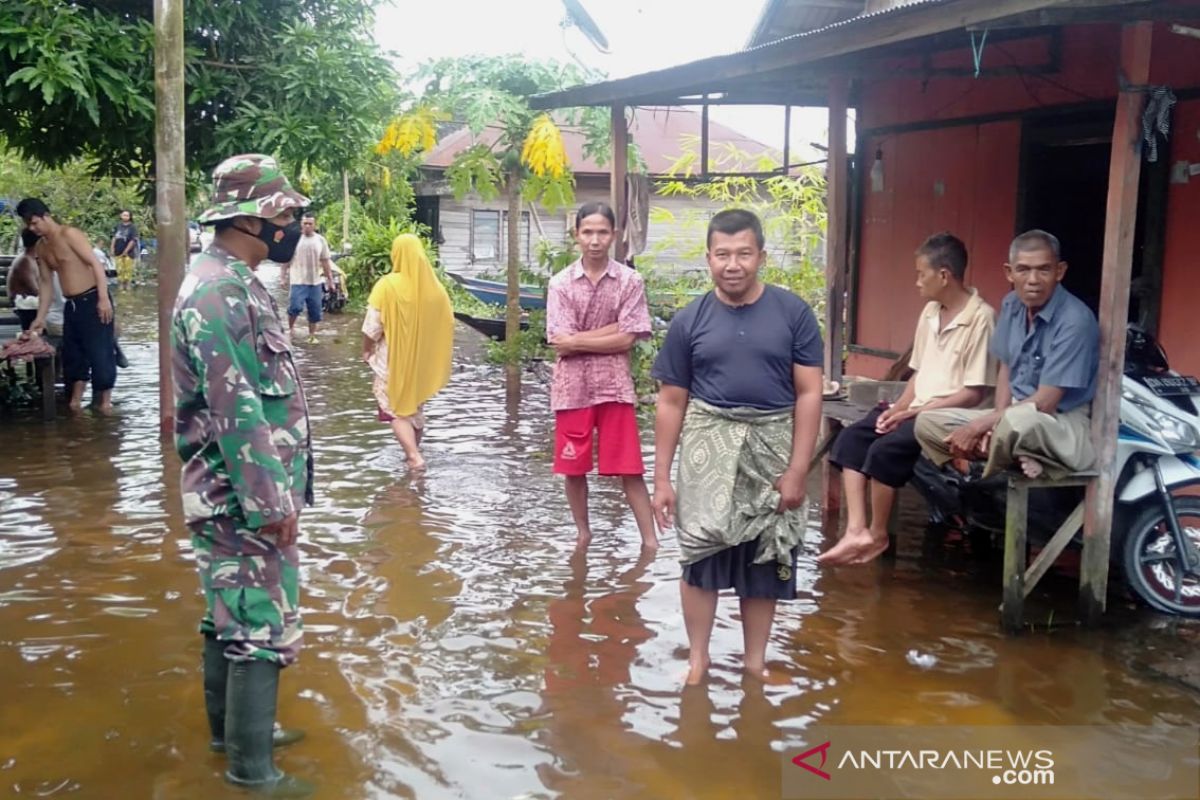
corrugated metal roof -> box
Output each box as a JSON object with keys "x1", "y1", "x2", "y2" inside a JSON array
[
  {"x1": 422, "y1": 108, "x2": 775, "y2": 176},
  {"x1": 528, "y1": 0, "x2": 1063, "y2": 110},
  {"x1": 745, "y1": 0, "x2": 866, "y2": 50},
  {"x1": 742, "y1": 0, "x2": 946, "y2": 53}
]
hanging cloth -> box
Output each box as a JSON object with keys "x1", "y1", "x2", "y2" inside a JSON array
[
  {"x1": 624, "y1": 173, "x2": 651, "y2": 258},
  {"x1": 1142, "y1": 86, "x2": 1176, "y2": 163}
]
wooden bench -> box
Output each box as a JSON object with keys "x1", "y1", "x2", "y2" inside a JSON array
[
  {"x1": 811, "y1": 385, "x2": 908, "y2": 531},
  {"x1": 0, "y1": 253, "x2": 60, "y2": 421},
  {"x1": 1001, "y1": 471, "x2": 1098, "y2": 631}
]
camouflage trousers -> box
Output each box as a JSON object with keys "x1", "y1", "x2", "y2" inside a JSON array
[{"x1": 191, "y1": 516, "x2": 303, "y2": 666}]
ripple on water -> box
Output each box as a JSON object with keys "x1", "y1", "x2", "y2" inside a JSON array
[{"x1": 2, "y1": 275, "x2": 1200, "y2": 798}]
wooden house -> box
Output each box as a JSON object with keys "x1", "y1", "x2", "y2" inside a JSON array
[
  {"x1": 415, "y1": 107, "x2": 781, "y2": 277},
  {"x1": 528, "y1": 0, "x2": 1200, "y2": 623}
]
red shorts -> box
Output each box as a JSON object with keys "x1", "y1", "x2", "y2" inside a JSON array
[{"x1": 553, "y1": 402, "x2": 645, "y2": 476}]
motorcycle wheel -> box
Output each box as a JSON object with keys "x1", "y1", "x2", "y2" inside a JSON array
[{"x1": 1122, "y1": 496, "x2": 1200, "y2": 617}]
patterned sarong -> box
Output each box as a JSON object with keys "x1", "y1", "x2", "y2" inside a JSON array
[{"x1": 676, "y1": 399, "x2": 807, "y2": 567}]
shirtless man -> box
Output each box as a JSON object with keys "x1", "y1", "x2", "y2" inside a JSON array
[
  {"x1": 18, "y1": 198, "x2": 118, "y2": 413},
  {"x1": 7, "y1": 229, "x2": 41, "y2": 331}
]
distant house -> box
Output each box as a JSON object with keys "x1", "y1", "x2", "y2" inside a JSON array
[{"x1": 415, "y1": 107, "x2": 779, "y2": 278}]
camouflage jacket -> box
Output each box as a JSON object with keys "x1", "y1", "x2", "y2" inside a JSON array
[{"x1": 171, "y1": 245, "x2": 314, "y2": 528}]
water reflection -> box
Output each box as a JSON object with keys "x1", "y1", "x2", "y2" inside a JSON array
[{"x1": 0, "y1": 279, "x2": 1198, "y2": 797}]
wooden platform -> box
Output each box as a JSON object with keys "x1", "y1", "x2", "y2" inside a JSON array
[
  {"x1": 815, "y1": 394, "x2": 1108, "y2": 632},
  {"x1": 1002, "y1": 470, "x2": 1100, "y2": 632}
]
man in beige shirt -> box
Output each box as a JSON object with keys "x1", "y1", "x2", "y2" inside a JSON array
[{"x1": 820, "y1": 233, "x2": 996, "y2": 565}]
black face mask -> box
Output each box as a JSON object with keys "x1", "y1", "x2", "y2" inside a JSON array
[{"x1": 255, "y1": 218, "x2": 302, "y2": 263}]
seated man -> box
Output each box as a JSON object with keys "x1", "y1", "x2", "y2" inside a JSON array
[
  {"x1": 8, "y1": 229, "x2": 42, "y2": 330},
  {"x1": 915, "y1": 229, "x2": 1099, "y2": 482},
  {"x1": 820, "y1": 232, "x2": 996, "y2": 566}
]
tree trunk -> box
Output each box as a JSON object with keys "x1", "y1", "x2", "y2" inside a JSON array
[
  {"x1": 342, "y1": 169, "x2": 351, "y2": 252},
  {"x1": 154, "y1": 0, "x2": 185, "y2": 431},
  {"x1": 505, "y1": 171, "x2": 522, "y2": 346}
]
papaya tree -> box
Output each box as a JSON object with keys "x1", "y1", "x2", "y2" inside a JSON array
[{"x1": 376, "y1": 56, "x2": 611, "y2": 346}]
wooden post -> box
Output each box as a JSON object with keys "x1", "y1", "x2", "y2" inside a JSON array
[
  {"x1": 1002, "y1": 478, "x2": 1029, "y2": 632},
  {"x1": 611, "y1": 104, "x2": 629, "y2": 263},
  {"x1": 38, "y1": 356, "x2": 55, "y2": 421},
  {"x1": 820, "y1": 417, "x2": 844, "y2": 536},
  {"x1": 505, "y1": 171, "x2": 522, "y2": 346},
  {"x1": 1080, "y1": 21, "x2": 1154, "y2": 624},
  {"x1": 154, "y1": 0, "x2": 185, "y2": 432},
  {"x1": 342, "y1": 170, "x2": 351, "y2": 252},
  {"x1": 824, "y1": 76, "x2": 849, "y2": 384}
]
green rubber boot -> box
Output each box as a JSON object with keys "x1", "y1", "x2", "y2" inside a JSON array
[
  {"x1": 224, "y1": 659, "x2": 314, "y2": 797},
  {"x1": 204, "y1": 637, "x2": 304, "y2": 753}
]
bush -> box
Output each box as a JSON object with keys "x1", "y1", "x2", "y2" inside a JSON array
[{"x1": 0, "y1": 149, "x2": 150, "y2": 251}]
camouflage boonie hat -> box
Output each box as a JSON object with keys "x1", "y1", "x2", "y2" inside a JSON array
[{"x1": 197, "y1": 154, "x2": 310, "y2": 224}]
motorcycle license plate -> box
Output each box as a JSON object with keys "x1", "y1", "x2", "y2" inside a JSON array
[{"x1": 1143, "y1": 375, "x2": 1200, "y2": 397}]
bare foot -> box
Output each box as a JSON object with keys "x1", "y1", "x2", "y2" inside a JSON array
[
  {"x1": 67, "y1": 400, "x2": 83, "y2": 413},
  {"x1": 575, "y1": 532, "x2": 593, "y2": 551},
  {"x1": 92, "y1": 403, "x2": 115, "y2": 416},
  {"x1": 640, "y1": 537, "x2": 660, "y2": 553},
  {"x1": 850, "y1": 534, "x2": 890, "y2": 564},
  {"x1": 684, "y1": 657, "x2": 710, "y2": 686},
  {"x1": 744, "y1": 665, "x2": 792, "y2": 686},
  {"x1": 1018, "y1": 456, "x2": 1044, "y2": 479},
  {"x1": 406, "y1": 453, "x2": 427, "y2": 471},
  {"x1": 818, "y1": 526, "x2": 873, "y2": 565}
]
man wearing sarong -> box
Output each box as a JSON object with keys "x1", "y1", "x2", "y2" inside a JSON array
[
  {"x1": 172, "y1": 154, "x2": 313, "y2": 794},
  {"x1": 651, "y1": 209, "x2": 823, "y2": 685},
  {"x1": 915, "y1": 230, "x2": 1099, "y2": 480}
]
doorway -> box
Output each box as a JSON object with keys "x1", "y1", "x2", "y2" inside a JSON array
[
  {"x1": 1018, "y1": 110, "x2": 1169, "y2": 331},
  {"x1": 414, "y1": 195, "x2": 442, "y2": 247}
]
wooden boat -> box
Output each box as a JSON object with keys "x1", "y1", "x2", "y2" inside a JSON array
[
  {"x1": 448, "y1": 272, "x2": 547, "y2": 311},
  {"x1": 453, "y1": 311, "x2": 530, "y2": 341}
]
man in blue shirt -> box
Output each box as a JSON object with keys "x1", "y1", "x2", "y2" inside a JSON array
[{"x1": 915, "y1": 230, "x2": 1099, "y2": 480}]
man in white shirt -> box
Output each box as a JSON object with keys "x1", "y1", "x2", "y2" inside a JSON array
[{"x1": 285, "y1": 213, "x2": 334, "y2": 344}]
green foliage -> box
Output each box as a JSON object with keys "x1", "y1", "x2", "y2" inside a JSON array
[
  {"x1": 616, "y1": 143, "x2": 829, "y2": 398},
  {"x1": 652, "y1": 139, "x2": 827, "y2": 313},
  {"x1": 485, "y1": 310, "x2": 551, "y2": 365},
  {"x1": 0, "y1": 147, "x2": 149, "y2": 250},
  {"x1": 535, "y1": 237, "x2": 578, "y2": 275},
  {"x1": 408, "y1": 56, "x2": 601, "y2": 207},
  {"x1": 0, "y1": 1, "x2": 153, "y2": 178},
  {"x1": 0, "y1": 0, "x2": 395, "y2": 180},
  {"x1": 445, "y1": 145, "x2": 503, "y2": 202},
  {"x1": 340, "y1": 216, "x2": 433, "y2": 301}
]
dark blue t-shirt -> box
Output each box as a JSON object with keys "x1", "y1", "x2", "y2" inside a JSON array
[{"x1": 651, "y1": 284, "x2": 823, "y2": 410}]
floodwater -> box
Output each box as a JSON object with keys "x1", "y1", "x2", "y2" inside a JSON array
[{"x1": 2, "y1": 268, "x2": 1200, "y2": 799}]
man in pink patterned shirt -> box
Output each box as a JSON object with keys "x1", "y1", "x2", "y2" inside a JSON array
[{"x1": 547, "y1": 202, "x2": 658, "y2": 551}]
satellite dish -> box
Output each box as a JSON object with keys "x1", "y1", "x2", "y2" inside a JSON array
[{"x1": 561, "y1": 0, "x2": 610, "y2": 54}]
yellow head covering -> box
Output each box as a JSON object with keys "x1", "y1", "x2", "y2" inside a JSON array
[{"x1": 367, "y1": 234, "x2": 454, "y2": 416}]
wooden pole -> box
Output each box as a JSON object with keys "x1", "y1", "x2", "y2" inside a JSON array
[
  {"x1": 611, "y1": 104, "x2": 629, "y2": 263},
  {"x1": 823, "y1": 76, "x2": 849, "y2": 384},
  {"x1": 154, "y1": 0, "x2": 185, "y2": 432},
  {"x1": 505, "y1": 171, "x2": 522, "y2": 346},
  {"x1": 342, "y1": 170, "x2": 351, "y2": 252},
  {"x1": 1080, "y1": 21, "x2": 1154, "y2": 624}
]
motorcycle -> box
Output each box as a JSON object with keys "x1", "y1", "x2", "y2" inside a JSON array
[
  {"x1": 322, "y1": 251, "x2": 349, "y2": 314},
  {"x1": 912, "y1": 325, "x2": 1200, "y2": 617}
]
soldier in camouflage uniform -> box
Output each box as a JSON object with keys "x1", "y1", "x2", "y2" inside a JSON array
[{"x1": 172, "y1": 154, "x2": 314, "y2": 795}]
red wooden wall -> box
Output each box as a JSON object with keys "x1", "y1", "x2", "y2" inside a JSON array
[
  {"x1": 1157, "y1": 98, "x2": 1200, "y2": 379},
  {"x1": 846, "y1": 22, "x2": 1200, "y2": 379}
]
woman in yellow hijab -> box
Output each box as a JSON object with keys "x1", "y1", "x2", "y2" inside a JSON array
[{"x1": 362, "y1": 234, "x2": 454, "y2": 469}]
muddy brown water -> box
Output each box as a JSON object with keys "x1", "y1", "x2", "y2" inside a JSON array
[{"x1": 2, "y1": 268, "x2": 1199, "y2": 799}]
